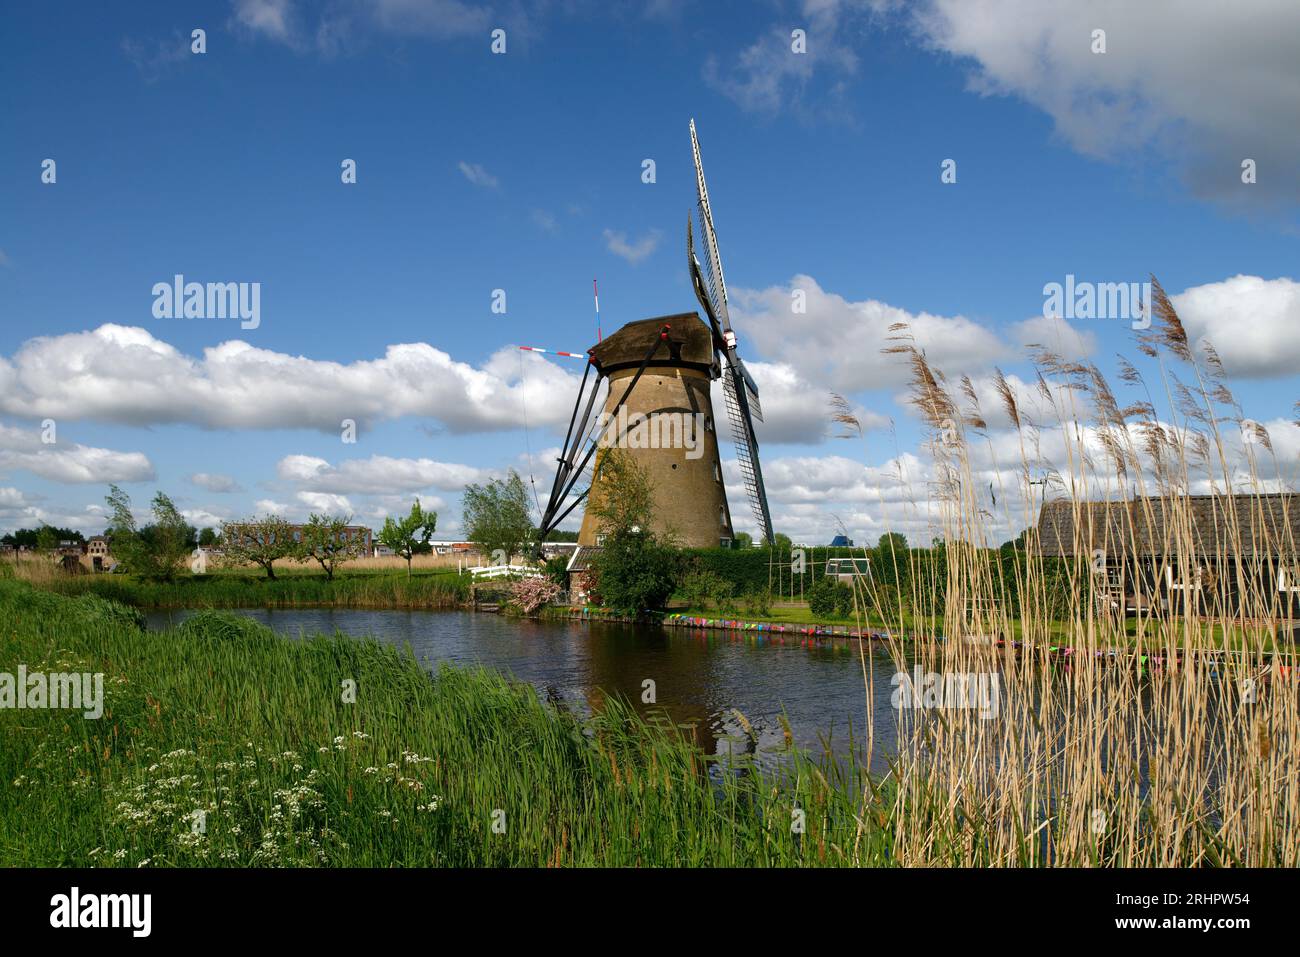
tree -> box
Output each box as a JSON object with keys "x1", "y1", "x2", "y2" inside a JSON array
[
  {"x1": 198, "y1": 527, "x2": 217, "y2": 548},
  {"x1": 878, "y1": 532, "x2": 908, "y2": 559},
  {"x1": 300, "y1": 513, "x2": 365, "y2": 580},
  {"x1": 462, "y1": 469, "x2": 533, "y2": 564},
  {"x1": 2, "y1": 526, "x2": 83, "y2": 550},
  {"x1": 379, "y1": 499, "x2": 437, "y2": 578},
  {"x1": 733, "y1": 532, "x2": 753, "y2": 549},
  {"x1": 35, "y1": 525, "x2": 59, "y2": 555},
  {"x1": 104, "y1": 485, "x2": 194, "y2": 581},
  {"x1": 773, "y1": 532, "x2": 793, "y2": 552},
  {"x1": 220, "y1": 515, "x2": 299, "y2": 580},
  {"x1": 586, "y1": 451, "x2": 679, "y2": 613}
]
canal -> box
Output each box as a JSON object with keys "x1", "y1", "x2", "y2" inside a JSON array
[{"x1": 146, "y1": 607, "x2": 906, "y2": 771}]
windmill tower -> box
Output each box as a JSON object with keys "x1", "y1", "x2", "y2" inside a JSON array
[{"x1": 535, "y1": 120, "x2": 773, "y2": 550}]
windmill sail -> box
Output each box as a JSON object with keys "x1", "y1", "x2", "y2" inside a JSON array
[{"x1": 689, "y1": 119, "x2": 774, "y2": 545}]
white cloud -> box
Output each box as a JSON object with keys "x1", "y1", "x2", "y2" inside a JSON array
[
  {"x1": 731, "y1": 274, "x2": 1007, "y2": 392},
  {"x1": 189, "y1": 472, "x2": 243, "y2": 493},
  {"x1": 231, "y1": 0, "x2": 298, "y2": 44},
  {"x1": 277, "y1": 454, "x2": 492, "y2": 496},
  {"x1": 1010, "y1": 314, "x2": 1096, "y2": 363},
  {"x1": 0, "y1": 324, "x2": 583, "y2": 435},
  {"x1": 0, "y1": 423, "x2": 155, "y2": 484},
  {"x1": 295, "y1": 491, "x2": 354, "y2": 513},
  {"x1": 1172, "y1": 275, "x2": 1300, "y2": 379},
  {"x1": 703, "y1": 1, "x2": 866, "y2": 115},
  {"x1": 603, "y1": 229, "x2": 661, "y2": 265},
  {"x1": 710, "y1": 360, "x2": 892, "y2": 447},
  {"x1": 458, "y1": 161, "x2": 499, "y2": 189},
  {"x1": 905, "y1": 0, "x2": 1300, "y2": 211}
]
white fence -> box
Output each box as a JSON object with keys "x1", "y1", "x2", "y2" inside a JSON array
[{"x1": 468, "y1": 564, "x2": 543, "y2": 581}]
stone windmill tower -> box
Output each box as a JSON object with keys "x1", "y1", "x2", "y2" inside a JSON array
[
  {"x1": 574, "y1": 314, "x2": 733, "y2": 548},
  {"x1": 536, "y1": 120, "x2": 772, "y2": 551}
]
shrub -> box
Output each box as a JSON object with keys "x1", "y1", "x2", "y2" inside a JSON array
[
  {"x1": 509, "y1": 576, "x2": 562, "y2": 615},
  {"x1": 808, "y1": 579, "x2": 839, "y2": 618},
  {"x1": 741, "y1": 588, "x2": 771, "y2": 618},
  {"x1": 590, "y1": 530, "x2": 679, "y2": 614},
  {"x1": 834, "y1": 583, "x2": 855, "y2": 618}
]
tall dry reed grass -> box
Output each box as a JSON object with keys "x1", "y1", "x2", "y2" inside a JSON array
[{"x1": 848, "y1": 276, "x2": 1298, "y2": 865}]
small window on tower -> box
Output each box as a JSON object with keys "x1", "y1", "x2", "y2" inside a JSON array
[{"x1": 719, "y1": 505, "x2": 727, "y2": 527}]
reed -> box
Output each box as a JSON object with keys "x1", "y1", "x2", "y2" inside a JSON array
[{"x1": 846, "y1": 284, "x2": 1300, "y2": 865}]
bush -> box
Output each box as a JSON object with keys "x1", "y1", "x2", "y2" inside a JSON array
[
  {"x1": 590, "y1": 530, "x2": 679, "y2": 614},
  {"x1": 741, "y1": 588, "x2": 771, "y2": 617},
  {"x1": 834, "y1": 583, "x2": 855, "y2": 618},
  {"x1": 509, "y1": 576, "x2": 562, "y2": 615},
  {"x1": 808, "y1": 579, "x2": 839, "y2": 618}
]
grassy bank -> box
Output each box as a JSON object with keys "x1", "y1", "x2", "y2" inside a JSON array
[
  {"x1": 3, "y1": 578, "x2": 1295, "y2": 865},
  {"x1": 1, "y1": 562, "x2": 470, "y2": 610},
  {"x1": 0, "y1": 579, "x2": 878, "y2": 867}
]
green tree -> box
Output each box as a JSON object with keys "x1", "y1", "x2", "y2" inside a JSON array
[
  {"x1": 733, "y1": 532, "x2": 753, "y2": 549},
  {"x1": 35, "y1": 525, "x2": 59, "y2": 555},
  {"x1": 198, "y1": 527, "x2": 217, "y2": 548},
  {"x1": 1, "y1": 527, "x2": 83, "y2": 549},
  {"x1": 379, "y1": 499, "x2": 437, "y2": 578},
  {"x1": 773, "y1": 532, "x2": 793, "y2": 552},
  {"x1": 878, "y1": 532, "x2": 908, "y2": 555},
  {"x1": 105, "y1": 485, "x2": 194, "y2": 581},
  {"x1": 587, "y1": 451, "x2": 679, "y2": 613},
  {"x1": 300, "y1": 513, "x2": 365, "y2": 580},
  {"x1": 462, "y1": 469, "x2": 533, "y2": 564},
  {"x1": 220, "y1": 515, "x2": 298, "y2": 580}
]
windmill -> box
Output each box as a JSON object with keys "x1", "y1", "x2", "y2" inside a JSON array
[
  {"x1": 533, "y1": 119, "x2": 772, "y2": 552},
  {"x1": 687, "y1": 118, "x2": 774, "y2": 545}
]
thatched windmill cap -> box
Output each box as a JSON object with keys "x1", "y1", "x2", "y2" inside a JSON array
[{"x1": 589, "y1": 312, "x2": 716, "y2": 375}]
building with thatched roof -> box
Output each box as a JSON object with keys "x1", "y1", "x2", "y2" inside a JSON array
[{"x1": 1036, "y1": 493, "x2": 1300, "y2": 618}]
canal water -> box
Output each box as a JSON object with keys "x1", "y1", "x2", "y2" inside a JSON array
[{"x1": 145, "y1": 608, "x2": 905, "y2": 771}]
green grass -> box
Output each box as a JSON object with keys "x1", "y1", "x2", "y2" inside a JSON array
[
  {"x1": 25, "y1": 567, "x2": 470, "y2": 611},
  {"x1": 0, "y1": 578, "x2": 884, "y2": 867}
]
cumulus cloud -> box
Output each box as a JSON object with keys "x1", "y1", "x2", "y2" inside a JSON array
[
  {"x1": 277, "y1": 454, "x2": 492, "y2": 496},
  {"x1": 0, "y1": 423, "x2": 155, "y2": 484},
  {"x1": 1010, "y1": 314, "x2": 1096, "y2": 364},
  {"x1": 904, "y1": 0, "x2": 1300, "y2": 213},
  {"x1": 189, "y1": 472, "x2": 243, "y2": 493},
  {"x1": 709, "y1": 360, "x2": 892, "y2": 447},
  {"x1": 603, "y1": 229, "x2": 661, "y2": 265},
  {"x1": 0, "y1": 324, "x2": 583, "y2": 435},
  {"x1": 731, "y1": 274, "x2": 1007, "y2": 392},
  {"x1": 1171, "y1": 275, "x2": 1300, "y2": 379}
]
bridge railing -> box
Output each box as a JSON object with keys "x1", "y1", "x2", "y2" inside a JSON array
[{"x1": 468, "y1": 564, "x2": 543, "y2": 581}]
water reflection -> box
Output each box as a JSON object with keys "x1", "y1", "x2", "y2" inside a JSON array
[{"x1": 145, "y1": 608, "x2": 905, "y2": 772}]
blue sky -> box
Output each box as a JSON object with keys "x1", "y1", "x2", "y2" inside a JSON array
[{"x1": 2, "y1": 0, "x2": 1298, "y2": 545}]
